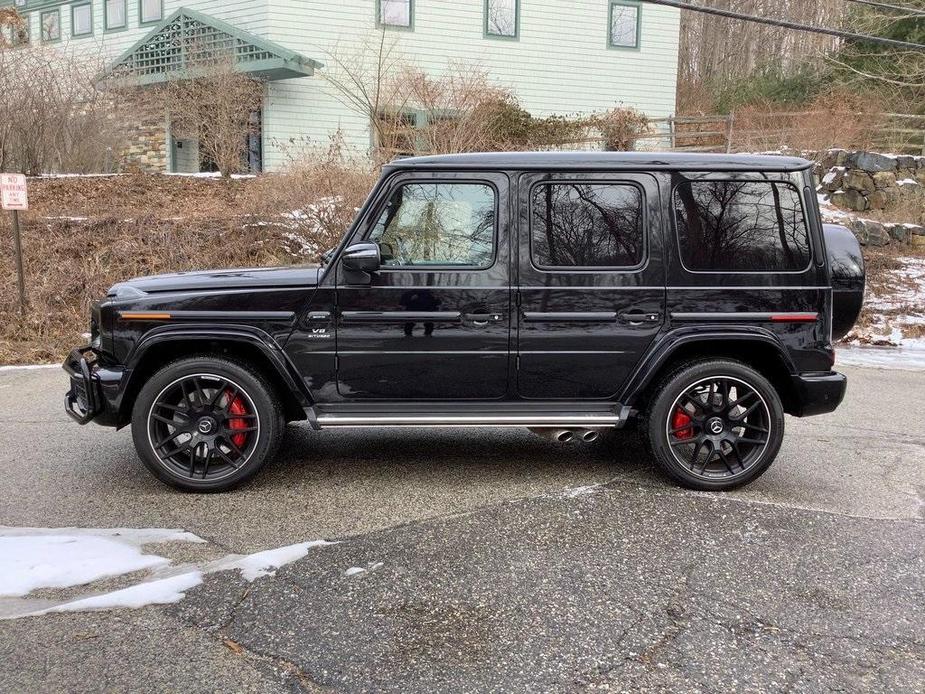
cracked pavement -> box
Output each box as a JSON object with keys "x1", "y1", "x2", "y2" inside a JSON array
[{"x1": 1, "y1": 364, "x2": 923, "y2": 693}]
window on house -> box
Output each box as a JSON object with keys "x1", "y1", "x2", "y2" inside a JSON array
[
  {"x1": 379, "y1": 0, "x2": 412, "y2": 28},
  {"x1": 369, "y1": 182, "x2": 496, "y2": 268},
  {"x1": 40, "y1": 9, "x2": 60, "y2": 42},
  {"x1": 486, "y1": 0, "x2": 517, "y2": 38},
  {"x1": 673, "y1": 180, "x2": 811, "y2": 272},
  {"x1": 374, "y1": 111, "x2": 418, "y2": 156},
  {"x1": 105, "y1": 0, "x2": 127, "y2": 29},
  {"x1": 609, "y1": 2, "x2": 640, "y2": 49},
  {"x1": 14, "y1": 0, "x2": 27, "y2": 7},
  {"x1": 140, "y1": 0, "x2": 162, "y2": 24},
  {"x1": 531, "y1": 183, "x2": 644, "y2": 268},
  {"x1": 72, "y1": 4, "x2": 93, "y2": 36}
]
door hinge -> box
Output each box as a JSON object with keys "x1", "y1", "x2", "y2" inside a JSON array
[{"x1": 516, "y1": 354, "x2": 520, "y2": 370}]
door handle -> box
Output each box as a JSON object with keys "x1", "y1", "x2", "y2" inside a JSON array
[
  {"x1": 618, "y1": 310, "x2": 662, "y2": 326},
  {"x1": 463, "y1": 313, "x2": 502, "y2": 327}
]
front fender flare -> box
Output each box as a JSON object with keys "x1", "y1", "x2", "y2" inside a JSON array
[{"x1": 118, "y1": 325, "x2": 312, "y2": 420}]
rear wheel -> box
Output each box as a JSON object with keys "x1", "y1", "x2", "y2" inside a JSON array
[
  {"x1": 644, "y1": 360, "x2": 784, "y2": 491},
  {"x1": 131, "y1": 356, "x2": 284, "y2": 492}
]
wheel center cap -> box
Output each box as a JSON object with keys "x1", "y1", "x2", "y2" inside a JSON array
[
  {"x1": 197, "y1": 418, "x2": 216, "y2": 435},
  {"x1": 707, "y1": 417, "x2": 725, "y2": 435}
]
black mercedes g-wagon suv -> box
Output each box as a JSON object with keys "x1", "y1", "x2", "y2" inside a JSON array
[{"x1": 65, "y1": 152, "x2": 864, "y2": 493}]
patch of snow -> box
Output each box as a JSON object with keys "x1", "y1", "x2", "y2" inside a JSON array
[
  {"x1": 0, "y1": 529, "x2": 337, "y2": 619},
  {"x1": 0, "y1": 527, "x2": 206, "y2": 545},
  {"x1": 162, "y1": 172, "x2": 256, "y2": 180},
  {"x1": 897, "y1": 178, "x2": 919, "y2": 187},
  {"x1": 42, "y1": 215, "x2": 90, "y2": 222},
  {"x1": 0, "y1": 364, "x2": 60, "y2": 372},
  {"x1": 838, "y1": 343, "x2": 925, "y2": 371},
  {"x1": 0, "y1": 535, "x2": 170, "y2": 597},
  {"x1": 27, "y1": 572, "x2": 203, "y2": 616},
  {"x1": 34, "y1": 173, "x2": 119, "y2": 179},
  {"x1": 561, "y1": 484, "x2": 601, "y2": 499},
  {"x1": 207, "y1": 540, "x2": 337, "y2": 581},
  {"x1": 344, "y1": 562, "x2": 383, "y2": 578}
]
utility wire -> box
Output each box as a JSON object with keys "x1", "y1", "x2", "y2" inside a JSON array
[
  {"x1": 638, "y1": 0, "x2": 925, "y2": 50},
  {"x1": 845, "y1": 0, "x2": 925, "y2": 17}
]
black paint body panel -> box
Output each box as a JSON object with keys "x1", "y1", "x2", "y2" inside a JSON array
[{"x1": 67, "y1": 152, "x2": 854, "y2": 428}]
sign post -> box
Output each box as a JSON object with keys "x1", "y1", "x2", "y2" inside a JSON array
[{"x1": 1, "y1": 173, "x2": 28, "y2": 315}]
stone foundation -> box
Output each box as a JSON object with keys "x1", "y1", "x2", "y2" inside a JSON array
[
  {"x1": 119, "y1": 121, "x2": 169, "y2": 173},
  {"x1": 816, "y1": 149, "x2": 925, "y2": 247}
]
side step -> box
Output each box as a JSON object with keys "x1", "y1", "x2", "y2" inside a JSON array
[{"x1": 314, "y1": 408, "x2": 626, "y2": 429}]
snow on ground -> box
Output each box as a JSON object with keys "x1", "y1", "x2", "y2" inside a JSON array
[
  {"x1": 203, "y1": 540, "x2": 338, "y2": 581},
  {"x1": 0, "y1": 364, "x2": 60, "y2": 372},
  {"x1": 28, "y1": 572, "x2": 204, "y2": 616},
  {"x1": 0, "y1": 535, "x2": 170, "y2": 598},
  {"x1": 838, "y1": 255, "x2": 925, "y2": 369},
  {"x1": 0, "y1": 528, "x2": 335, "y2": 619},
  {"x1": 837, "y1": 343, "x2": 925, "y2": 370}
]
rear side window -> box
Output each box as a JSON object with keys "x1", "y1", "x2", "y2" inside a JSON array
[
  {"x1": 673, "y1": 180, "x2": 811, "y2": 272},
  {"x1": 531, "y1": 183, "x2": 644, "y2": 268}
]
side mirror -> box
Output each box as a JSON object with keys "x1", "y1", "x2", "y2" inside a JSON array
[{"x1": 341, "y1": 242, "x2": 381, "y2": 273}]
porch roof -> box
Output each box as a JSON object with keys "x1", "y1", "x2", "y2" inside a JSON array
[{"x1": 100, "y1": 8, "x2": 322, "y2": 87}]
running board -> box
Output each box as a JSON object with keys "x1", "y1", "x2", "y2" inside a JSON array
[{"x1": 314, "y1": 413, "x2": 624, "y2": 428}]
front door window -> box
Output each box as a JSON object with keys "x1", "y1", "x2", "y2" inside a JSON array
[{"x1": 369, "y1": 182, "x2": 496, "y2": 268}]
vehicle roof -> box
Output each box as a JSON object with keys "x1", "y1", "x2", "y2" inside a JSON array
[{"x1": 383, "y1": 151, "x2": 813, "y2": 173}]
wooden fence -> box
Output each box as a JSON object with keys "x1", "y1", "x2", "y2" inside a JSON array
[{"x1": 570, "y1": 112, "x2": 925, "y2": 156}]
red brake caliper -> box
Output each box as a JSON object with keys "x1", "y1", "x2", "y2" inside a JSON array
[
  {"x1": 226, "y1": 391, "x2": 249, "y2": 448},
  {"x1": 672, "y1": 408, "x2": 694, "y2": 440}
]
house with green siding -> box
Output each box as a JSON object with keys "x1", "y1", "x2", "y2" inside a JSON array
[{"x1": 3, "y1": 0, "x2": 680, "y2": 172}]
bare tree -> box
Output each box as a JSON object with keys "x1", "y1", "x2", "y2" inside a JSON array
[
  {"x1": 129, "y1": 62, "x2": 265, "y2": 178},
  {"x1": 320, "y1": 30, "x2": 416, "y2": 158},
  {"x1": 0, "y1": 36, "x2": 128, "y2": 174},
  {"x1": 678, "y1": 1, "x2": 848, "y2": 110}
]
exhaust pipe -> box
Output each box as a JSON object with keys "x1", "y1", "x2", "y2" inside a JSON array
[
  {"x1": 529, "y1": 428, "x2": 576, "y2": 443},
  {"x1": 577, "y1": 429, "x2": 601, "y2": 443}
]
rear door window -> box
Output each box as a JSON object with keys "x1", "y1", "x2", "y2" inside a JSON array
[
  {"x1": 673, "y1": 180, "x2": 811, "y2": 272},
  {"x1": 530, "y1": 182, "x2": 644, "y2": 269}
]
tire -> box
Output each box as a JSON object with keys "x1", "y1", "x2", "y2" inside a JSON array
[
  {"x1": 131, "y1": 355, "x2": 284, "y2": 492},
  {"x1": 643, "y1": 359, "x2": 784, "y2": 491}
]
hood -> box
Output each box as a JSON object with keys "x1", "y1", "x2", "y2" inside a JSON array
[{"x1": 108, "y1": 265, "x2": 323, "y2": 297}]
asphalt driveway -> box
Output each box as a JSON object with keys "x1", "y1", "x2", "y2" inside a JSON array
[{"x1": 0, "y1": 364, "x2": 922, "y2": 693}]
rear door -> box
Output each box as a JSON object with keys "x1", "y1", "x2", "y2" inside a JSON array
[{"x1": 516, "y1": 172, "x2": 665, "y2": 399}]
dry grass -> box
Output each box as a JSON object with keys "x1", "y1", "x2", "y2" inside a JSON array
[
  {"x1": 243, "y1": 139, "x2": 379, "y2": 254},
  {"x1": 0, "y1": 157, "x2": 376, "y2": 364},
  {"x1": 731, "y1": 90, "x2": 884, "y2": 155}
]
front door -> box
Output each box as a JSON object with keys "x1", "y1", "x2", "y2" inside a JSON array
[
  {"x1": 335, "y1": 172, "x2": 511, "y2": 399},
  {"x1": 516, "y1": 172, "x2": 665, "y2": 399}
]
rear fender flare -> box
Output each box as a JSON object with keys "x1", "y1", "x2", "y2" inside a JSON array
[{"x1": 619, "y1": 328, "x2": 796, "y2": 407}]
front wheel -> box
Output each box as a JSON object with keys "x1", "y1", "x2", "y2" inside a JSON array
[
  {"x1": 644, "y1": 360, "x2": 785, "y2": 491},
  {"x1": 131, "y1": 356, "x2": 284, "y2": 492}
]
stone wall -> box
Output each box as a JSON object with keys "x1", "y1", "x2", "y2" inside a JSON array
[
  {"x1": 119, "y1": 121, "x2": 169, "y2": 173},
  {"x1": 816, "y1": 149, "x2": 925, "y2": 247}
]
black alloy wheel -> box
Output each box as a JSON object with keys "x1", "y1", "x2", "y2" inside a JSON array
[
  {"x1": 645, "y1": 360, "x2": 784, "y2": 491},
  {"x1": 147, "y1": 374, "x2": 260, "y2": 482},
  {"x1": 131, "y1": 357, "x2": 283, "y2": 492}
]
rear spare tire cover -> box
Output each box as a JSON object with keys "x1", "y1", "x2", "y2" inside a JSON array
[{"x1": 824, "y1": 224, "x2": 865, "y2": 341}]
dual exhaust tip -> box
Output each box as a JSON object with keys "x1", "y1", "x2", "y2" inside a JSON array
[{"x1": 529, "y1": 428, "x2": 601, "y2": 444}]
